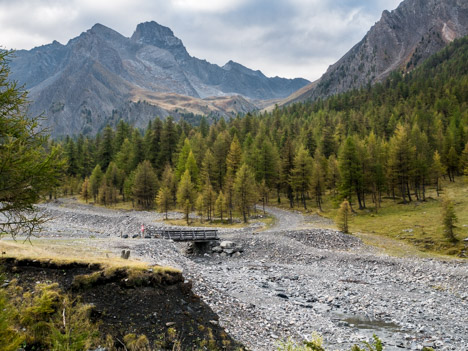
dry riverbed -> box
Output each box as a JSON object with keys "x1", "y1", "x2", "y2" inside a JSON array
[{"x1": 11, "y1": 198, "x2": 468, "y2": 350}]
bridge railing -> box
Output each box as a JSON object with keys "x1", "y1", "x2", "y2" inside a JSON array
[{"x1": 145, "y1": 228, "x2": 219, "y2": 242}]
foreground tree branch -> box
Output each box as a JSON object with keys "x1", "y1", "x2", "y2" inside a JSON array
[{"x1": 0, "y1": 50, "x2": 64, "y2": 240}]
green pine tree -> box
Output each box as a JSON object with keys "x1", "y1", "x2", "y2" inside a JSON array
[
  {"x1": 177, "y1": 170, "x2": 195, "y2": 224},
  {"x1": 132, "y1": 161, "x2": 158, "y2": 210},
  {"x1": 234, "y1": 164, "x2": 258, "y2": 223},
  {"x1": 441, "y1": 197, "x2": 458, "y2": 243}
]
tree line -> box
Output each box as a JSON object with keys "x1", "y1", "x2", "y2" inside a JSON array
[{"x1": 59, "y1": 36, "x2": 468, "y2": 222}]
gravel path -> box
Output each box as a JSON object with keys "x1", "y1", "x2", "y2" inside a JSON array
[{"x1": 33, "y1": 199, "x2": 468, "y2": 351}]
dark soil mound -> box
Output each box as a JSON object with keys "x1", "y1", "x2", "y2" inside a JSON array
[{"x1": 1, "y1": 258, "x2": 244, "y2": 350}]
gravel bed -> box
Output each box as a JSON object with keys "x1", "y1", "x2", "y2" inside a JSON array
[{"x1": 32, "y1": 199, "x2": 468, "y2": 351}]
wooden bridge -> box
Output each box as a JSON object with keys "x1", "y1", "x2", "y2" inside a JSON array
[{"x1": 146, "y1": 228, "x2": 219, "y2": 242}]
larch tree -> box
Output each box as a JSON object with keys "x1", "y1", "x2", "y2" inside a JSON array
[
  {"x1": 177, "y1": 170, "x2": 195, "y2": 224},
  {"x1": 441, "y1": 197, "x2": 458, "y2": 243},
  {"x1": 311, "y1": 158, "x2": 326, "y2": 211},
  {"x1": 123, "y1": 171, "x2": 135, "y2": 206},
  {"x1": 115, "y1": 138, "x2": 133, "y2": 175},
  {"x1": 446, "y1": 146, "x2": 459, "y2": 182},
  {"x1": 160, "y1": 116, "x2": 178, "y2": 165},
  {"x1": 98, "y1": 125, "x2": 114, "y2": 171},
  {"x1": 259, "y1": 179, "x2": 269, "y2": 214},
  {"x1": 129, "y1": 129, "x2": 145, "y2": 171},
  {"x1": 161, "y1": 164, "x2": 177, "y2": 206},
  {"x1": 215, "y1": 191, "x2": 227, "y2": 222},
  {"x1": 81, "y1": 178, "x2": 90, "y2": 203},
  {"x1": 225, "y1": 135, "x2": 243, "y2": 223},
  {"x1": 200, "y1": 150, "x2": 217, "y2": 189},
  {"x1": 281, "y1": 137, "x2": 296, "y2": 207},
  {"x1": 387, "y1": 124, "x2": 414, "y2": 203},
  {"x1": 234, "y1": 164, "x2": 258, "y2": 223},
  {"x1": 339, "y1": 136, "x2": 364, "y2": 209},
  {"x1": 195, "y1": 194, "x2": 205, "y2": 223},
  {"x1": 202, "y1": 182, "x2": 216, "y2": 221},
  {"x1": 327, "y1": 154, "x2": 340, "y2": 196},
  {"x1": 156, "y1": 186, "x2": 172, "y2": 220},
  {"x1": 337, "y1": 199, "x2": 352, "y2": 234},
  {"x1": 132, "y1": 160, "x2": 158, "y2": 210},
  {"x1": 212, "y1": 131, "x2": 230, "y2": 190},
  {"x1": 175, "y1": 138, "x2": 192, "y2": 180},
  {"x1": 290, "y1": 145, "x2": 313, "y2": 209},
  {"x1": 185, "y1": 150, "x2": 200, "y2": 188},
  {"x1": 432, "y1": 151, "x2": 446, "y2": 197},
  {"x1": 88, "y1": 165, "x2": 103, "y2": 202}
]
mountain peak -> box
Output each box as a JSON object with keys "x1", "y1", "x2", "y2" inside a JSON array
[
  {"x1": 85, "y1": 23, "x2": 126, "y2": 42},
  {"x1": 89, "y1": 23, "x2": 115, "y2": 35},
  {"x1": 131, "y1": 21, "x2": 189, "y2": 61}
]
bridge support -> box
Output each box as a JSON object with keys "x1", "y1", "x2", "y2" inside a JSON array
[{"x1": 186, "y1": 241, "x2": 216, "y2": 255}]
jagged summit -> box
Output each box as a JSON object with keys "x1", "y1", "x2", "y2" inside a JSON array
[{"x1": 131, "y1": 21, "x2": 189, "y2": 61}]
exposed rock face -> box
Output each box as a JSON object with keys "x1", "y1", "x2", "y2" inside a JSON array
[
  {"x1": 10, "y1": 21, "x2": 309, "y2": 137},
  {"x1": 284, "y1": 0, "x2": 468, "y2": 105}
]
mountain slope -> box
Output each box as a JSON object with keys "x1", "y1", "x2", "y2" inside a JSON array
[
  {"x1": 279, "y1": 0, "x2": 468, "y2": 106},
  {"x1": 9, "y1": 21, "x2": 309, "y2": 136}
]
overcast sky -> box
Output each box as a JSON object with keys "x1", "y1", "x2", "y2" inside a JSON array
[{"x1": 0, "y1": 0, "x2": 402, "y2": 81}]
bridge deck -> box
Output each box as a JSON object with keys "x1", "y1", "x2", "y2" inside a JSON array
[{"x1": 147, "y1": 229, "x2": 219, "y2": 242}]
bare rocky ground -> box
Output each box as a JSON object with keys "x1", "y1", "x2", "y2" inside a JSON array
[{"x1": 30, "y1": 199, "x2": 468, "y2": 350}]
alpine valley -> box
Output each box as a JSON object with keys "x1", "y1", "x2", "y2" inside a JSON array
[{"x1": 9, "y1": 0, "x2": 468, "y2": 136}]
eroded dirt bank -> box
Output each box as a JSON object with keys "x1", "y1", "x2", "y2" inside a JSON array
[{"x1": 1, "y1": 258, "x2": 242, "y2": 350}]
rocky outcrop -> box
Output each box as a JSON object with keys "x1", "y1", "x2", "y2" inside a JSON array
[
  {"x1": 281, "y1": 0, "x2": 468, "y2": 105},
  {"x1": 10, "y1": 21, "x2": 309, "y2": 137}
]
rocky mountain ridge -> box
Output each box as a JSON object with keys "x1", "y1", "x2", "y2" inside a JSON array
[
  {"x1": 10, "y1": 21, "x2": 309, "y2": 136},
  {"x1": 278, "y1": 0, "x2": 468, "y2": 106}
]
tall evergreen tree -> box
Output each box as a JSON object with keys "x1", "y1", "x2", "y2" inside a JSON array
[
  {"x1": 98, "y1": 125, "x2": 114, "y2": 171},
  {"x1": 215, "y1": 191, "x2": 227, "y2": 222},
  {"x1": 175, "y1": 138, "x2": 192, "y2": 180},
  {"x1": 387, "y1": 124, "x2": 414, "y2": 203},
  {"x1": 290, "y1": 145, "x2": 313, "y2": 209},
  {"x1": 161, "y1": 164, "x2": 177, "y2": 206},
  {"x1": 234, "y1": 164, "x2": 258, "y2": 223},
  {"x1": 177, "y1": 170, "x2": 195, "y2": 224},
  {"x1": 156, "y1": 186, "x2": 172, "y2": 220},
  {"x1": 185, "y1": 151, "x2": 200, "y2": 187},
  {"x1": 115, "y1": 138, "x2": 133, "y2": 175},
  {"x1": 132, "y1": 160, "x2": 158, "y2": 210},
  {"x1": 130, "y1": 129, "x2": 145, "y2": 171},
  {"x1": 442, "y1": 197, "x2": 458, "y2": 243},
  {"x1": 202, "y1": 182, "x2": 216, "y2": 221},
  {"x1": 338, "y1": 136, "x2": 364, "y2": 209},
  {"x1": 281, "y1": 137, "x2": 296, "y2": 207},
  {"x1": 81, "y1": 178, "x2": 90, "y2": 203},
  {"x1": 160, "y1": 116, "x2": 178, "y2": 166},
  {"x1": 88, "y1": 165, "x2": 103, "y2": 202},
  {"x1": 201, "y1": 150, "x2": 217, "y2": 188},
  {"x1": 212, "y1": 131, "x2": 230, "y2": 190}
]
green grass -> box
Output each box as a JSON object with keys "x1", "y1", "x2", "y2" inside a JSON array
[
  {"x1": 339, "y1": 181, "x2": 468, "y2": 257},
  {"x1": 271, "y1": 180, "x2": 468, "y2": 258}
]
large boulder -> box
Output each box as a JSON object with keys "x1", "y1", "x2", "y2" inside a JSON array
[{"x1": 220, "y1": 241, "x2": 236, "y2": 249}]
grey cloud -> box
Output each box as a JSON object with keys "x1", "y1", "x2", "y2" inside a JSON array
[{"x1": 0, "y1": 0, "x2": 402, "y2": 80}]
